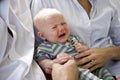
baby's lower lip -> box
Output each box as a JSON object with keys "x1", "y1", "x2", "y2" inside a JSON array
[{"x1": 59, "y1": 33, "x2": 66, "y2": 37}]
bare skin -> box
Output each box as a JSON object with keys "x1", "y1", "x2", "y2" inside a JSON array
[
  {"x1": 75, "y1": 46, "x2": 120, "y2": 71},
  {"x1": 52, "y1": 58, "x2": 78, "y2": 80}
]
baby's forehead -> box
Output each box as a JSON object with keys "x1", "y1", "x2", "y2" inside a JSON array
[
  {"x1": 37, "y1": 9, "x2": 65, "y2": 26},
  {"x1": 40, "y1": 13, "x2": 64, "y2": 24}
]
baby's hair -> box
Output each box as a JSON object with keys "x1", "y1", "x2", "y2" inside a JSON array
[{"x1": 33, "y1": 8, "x2": 63, "y2": 31}]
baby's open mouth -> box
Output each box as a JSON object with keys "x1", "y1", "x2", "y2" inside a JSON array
[{"x1": 59, "y1": 33, "x2": 66, "y2": 38}]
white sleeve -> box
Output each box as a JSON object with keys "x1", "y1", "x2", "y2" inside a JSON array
[
  {"x1": 0, "y1": 0, "x2": 46, "y2": 80},
  {"x1": 0, "y1": 17, "x2": 8, "y2": 64},
  {"x1": 110, "y1": 0, "x2": 120, "y2": 21}
]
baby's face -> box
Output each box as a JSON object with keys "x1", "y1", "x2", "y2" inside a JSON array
[{"x1": 42, "y1": 14, "x2": 70, "y2": 43}]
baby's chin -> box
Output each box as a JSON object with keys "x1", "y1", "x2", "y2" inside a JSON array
[{"x1": 57, "y1": 38, "x2": 68, "y2": 43}]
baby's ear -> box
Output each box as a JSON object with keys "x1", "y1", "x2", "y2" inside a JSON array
[{"x1": 37, "y1": 32, "x2": 46, "y2": 40}]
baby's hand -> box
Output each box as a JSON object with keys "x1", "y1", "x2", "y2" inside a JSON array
[
  {"x1": 53, "y1": 53, "x2": 71, "y2": 64},
  {"x1": 73, "y1": 42, "x2": 88, "y2": 52}
]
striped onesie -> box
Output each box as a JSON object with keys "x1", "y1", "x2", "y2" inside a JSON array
[{"x1": 34, "y1": 35, "x2": 114, "y2": 80}]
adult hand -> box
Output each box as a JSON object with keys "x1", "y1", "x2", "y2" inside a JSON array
[
  {"x1": 52, "y1": 58, "x2": 78, "y2": 80},
  {"x1": 75, "y1": 48, "x2": 113, "y2": 71}
]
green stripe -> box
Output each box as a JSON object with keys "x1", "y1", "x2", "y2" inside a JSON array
[
  {"x1": 54, "y1": 45, "x2": 62, "y2": 54},
  {"x1": 41, "y1": 47, "x2": 52, "y2": 52}
]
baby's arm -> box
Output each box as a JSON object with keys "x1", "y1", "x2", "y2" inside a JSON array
[
  {"x1": 38, "y1": 53, "x2": 71, "y2": 74},
  {"x1": 38, "y1": 59, "x2": 54, "y2": 74},
  {"x1": 73, "y1": 42, "x2": 88, "y2": 52}
]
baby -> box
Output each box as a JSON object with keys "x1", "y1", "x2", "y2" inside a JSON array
[{"x1": 33, "y1": 8, "x2": 114, "y2": 80}]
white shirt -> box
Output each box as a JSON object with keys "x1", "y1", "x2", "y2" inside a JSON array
[
  {"x1": 0, "y1": 0, "x2": 46, "y2": 80},
  {"x1": 31, "y1": 0, "x2": 120, "y2": 76},
  {"x1": 110, "y1": 0, "x2": 120, "y2": 21}
]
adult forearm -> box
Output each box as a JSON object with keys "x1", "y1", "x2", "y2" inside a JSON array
[{"x1": 107, "y1": 46, "x2": 120, "y2": 60}]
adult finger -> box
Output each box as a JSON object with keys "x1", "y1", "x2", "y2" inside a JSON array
[
  {"x1": 81, "y1": 59, "x2": 98, "y2": 70},
  {"x1": 75, "y1": 50, "x2": 92, "y2": 59},
  {"x1": 89, "y1": 63, "x2": 102, "y2": 72}
]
